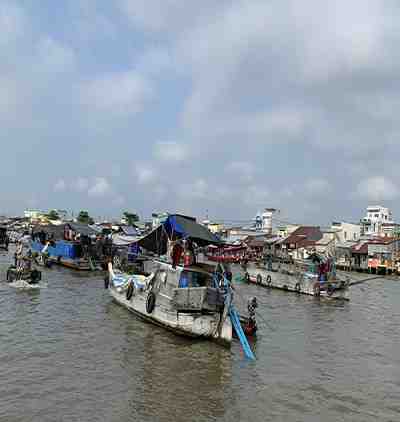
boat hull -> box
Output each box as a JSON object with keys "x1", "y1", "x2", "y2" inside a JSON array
[
  {"x1": 246, "y1": 266, "x2": 350, "y2": 300},
  {"x1": 30, "y1": 241, "x2": 92, "y2": 271},
  {"x1": 109, "y1": 284, "x2": 232, "y2": 346}
]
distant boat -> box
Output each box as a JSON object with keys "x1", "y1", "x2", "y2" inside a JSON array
[
  {"x1": 206, "y1": 245, "x2": 246, "y2": 263},
  {"x1": 244, "y1": 253, "x2": 350, "y2": 300},
  {"x1": 6, "y1": 258, "x2": 42, "y2": 290},
  {"x1": 30, "y1": 223, "x2": 99, "y2": 270}
]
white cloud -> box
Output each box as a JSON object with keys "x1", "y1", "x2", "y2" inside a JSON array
[
  {"x1": 113, "y1": 195, "x2": 126, "y2": 206},
  {"x1": 74, "y1": 178, "x2": 89, "y2": 192},
  {"x1": 226, "y1": 161, "x2": 255, "y2": 183},
  {"x1": 120, "y1": 0, "x2": 224, "y2": 34},
  {"x1": 54, "y1": 179, "x2": 67, "y2": 192},
  {"x1": 136, "y1": 164, "x2": 158, "y2": 185},
  {"x1": 304, "y1": 179, "x2": 331, "y2": 196},
  {"x1": 357, "y1": 176, "x2": 399, "y2": 201},
  {"x1": 81, "y1": 70, "x2": 152, "y2": 115},
  {"x1": 88, "y1": 177, "x2": 112, "y2": 197},
  {"x1": 179, "y1": 178, "x2": 208, "y2": 200},
  {"x1": 35, "y1": 37, "x2": 76, "y2": 75},
  {"x1": 244, "y1": 185, "x2": 270, "y2": 207},
  {"x1": 154, "y1": 141, "x2": 188, "y2": 162},
  {"x1": 0, "y1": 2, "x2": 25, "y2": 47}
]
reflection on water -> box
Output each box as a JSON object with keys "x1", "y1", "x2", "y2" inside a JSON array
[{"x1": 0, "y1": 251, "x2": 399, "y2": 422}]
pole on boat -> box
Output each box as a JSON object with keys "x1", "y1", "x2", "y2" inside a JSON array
[
  {"x1": 218, "y1": 271, "x2": 255, "y2": 360},
  {"x1": 229, "y1": 307, "x2": 255, "y2": 360}
]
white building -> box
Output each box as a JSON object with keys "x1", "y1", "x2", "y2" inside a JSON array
[
  {"x1": 261, "y1": 208, "x2": 276, "y2": 234},
  {"x1": 361, "y1": 206, "x2": 394, "y2": 236},
  {"x1": 331, "y1": 222, "x2": 361, "y2": 243}
]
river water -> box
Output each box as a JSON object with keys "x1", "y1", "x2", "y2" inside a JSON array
[{"x1": 0, "y1": 250, "x2": 399, "y2": 422}]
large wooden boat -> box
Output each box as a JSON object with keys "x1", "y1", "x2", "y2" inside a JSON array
[
  {"x1": 107, "y1": 214, "x2": 257, "y2": 357},
  {"x1": 107, "y1": 260, "x2": 233, "y2": 345},
  {"x1": 244, "y1": 254, "x2": 350, "y2": 300}
]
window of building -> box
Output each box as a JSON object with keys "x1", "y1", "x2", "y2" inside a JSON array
[{"x1": 344, "y1": 231, "x2": 347, "y2": 240}]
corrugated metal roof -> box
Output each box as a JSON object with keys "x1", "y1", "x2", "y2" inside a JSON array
[{"x1": 67, "y1": 223, "x2": 97, "y2": 236}]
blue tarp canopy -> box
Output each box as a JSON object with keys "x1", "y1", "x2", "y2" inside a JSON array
[{"x1": 137, "y1": 214, "x2": 221, "y2": 254}]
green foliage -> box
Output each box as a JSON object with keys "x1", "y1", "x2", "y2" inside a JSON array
[
  {"x1": 47, "y1": 210, "x2": 59, "y2": 221},
  {"x1": 123, "y1": 211, "x2": 139, "y2": 226},
  {"x1": 77, "y1": 210, "x2": 94, "y2": 225}
]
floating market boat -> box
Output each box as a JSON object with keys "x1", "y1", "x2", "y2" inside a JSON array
[
  {"x1": 107, "y1": 260, "x2": 234, "y2": 344},
  {"x1": 30, "y1": 223, "x2": 100, "y2": 270},
  {"x1": 6, "y1": 255, "x2": 42, "y2": 290},
  {"x1": 0, "y1": 226, "x2": 9, "y2": 251},
  {"x1": 244, "y1": 253, "x2": 350, "y2": 300},
  {"x1": 106, "y1": 214, "x2": 257, "y2": 357}
]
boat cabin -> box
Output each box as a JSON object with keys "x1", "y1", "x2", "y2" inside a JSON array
[{"x1": 142, "y1": 260, "x2": 226, "y2": 313}]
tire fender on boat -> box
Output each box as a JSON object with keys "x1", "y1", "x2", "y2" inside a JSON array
[
  {"x1": 104, "y1": 275, "x2": 109, "y2": 289},
  {"x1": 326, "y1": 283, "x2": 334, "y2": 296},
  {"x1": 256, "y1": 274, "x2": 262, "y2": 285},
  {"x1": 146, "y1": 291, "x2": 156, "y2": 314},
  {"x1": 295, "y1": 282, "x2": 301, "y2": 292},
  {"x1": 244, "y1": 272, "x2": 250, "y2": 284},
  {"x1": 266, "y1": 275, "x2": 272, "y2": 286}
]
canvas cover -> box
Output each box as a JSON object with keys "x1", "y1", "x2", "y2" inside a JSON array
[{"x1": 138, "y1": 214, "x2": 221, "y2": 254}]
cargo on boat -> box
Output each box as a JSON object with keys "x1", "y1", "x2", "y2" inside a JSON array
[{"x1": 244, "y1": 253, "x2": 350, "y2": 300}]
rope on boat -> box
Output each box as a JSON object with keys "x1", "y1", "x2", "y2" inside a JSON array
[{"x1": 349, "y1": 276, "x2": 384, "y2": 286}]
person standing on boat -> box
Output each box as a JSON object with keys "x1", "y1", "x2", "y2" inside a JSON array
[
  {"x1": 14, "y1": 241, "x2": 24, "y2": 267},
  {"x1": 171, "y1": 240, "x2": 184, "y2": 268}
]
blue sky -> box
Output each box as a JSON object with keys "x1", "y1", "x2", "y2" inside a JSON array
[{"x1": 1, "y1": 0, "x2": 400, "y2": 224}]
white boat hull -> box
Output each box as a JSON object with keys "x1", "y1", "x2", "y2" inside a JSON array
[
  {"x1": 246, "y1": 267, "x2": 350, "y2": 300},
  {"x1": 109, "y1": 285, "x2": 232, "y2": 345}
]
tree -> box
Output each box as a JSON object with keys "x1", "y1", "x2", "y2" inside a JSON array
[
  {"x1": 47, "y1": 210, "x2": 59, "y2": 221},
  {"x1": 123, "y1": 211, "x2": 139, "y2": 226},
  {"x1": 77, "y1": 210, "x2": 94, "y2": 225}
]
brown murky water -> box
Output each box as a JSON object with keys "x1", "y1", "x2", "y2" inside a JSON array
[{"x1": 1, "y1": 250, "x2": 399, "y2": 421}]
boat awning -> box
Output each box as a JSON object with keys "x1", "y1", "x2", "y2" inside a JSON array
[
  {"x1": 137, "y1": 214, "x2": 222, "y2": 254},
  {"x1": 112, "y1": 234, "x2": 140, "y2": 246}
]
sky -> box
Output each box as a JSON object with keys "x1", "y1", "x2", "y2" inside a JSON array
[{"x1": 1, "y1": 0, "x2": 400, "y2": 225}]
